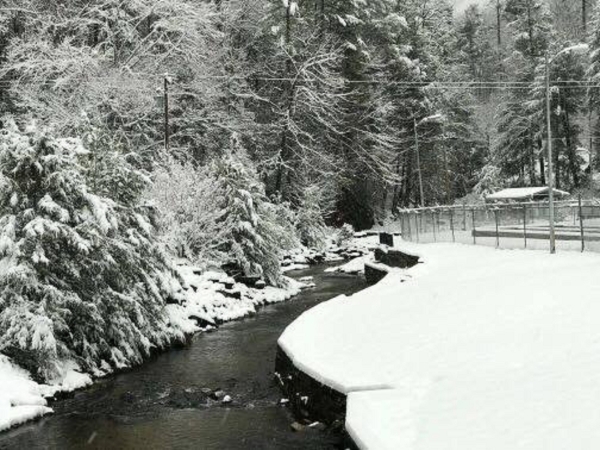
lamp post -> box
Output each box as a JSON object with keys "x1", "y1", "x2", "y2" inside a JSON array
[
  {"x1": 545, "y1": 44, "x2": 588, "y2": 254},
  {"x1": 414, "y1": 114, "x2": 443, "y2": 208}
]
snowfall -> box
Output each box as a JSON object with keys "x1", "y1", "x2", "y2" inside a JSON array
[{"x1": 279, "y1": 239, "x2": 600, "y2": 450}]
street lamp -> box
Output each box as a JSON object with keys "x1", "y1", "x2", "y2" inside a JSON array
[
  {"x1": 545, "y1": 44, "x2": 588, "y2": 254},
  {"x1": 414, "y1": 114, "x2": 444, "y2": 207}
]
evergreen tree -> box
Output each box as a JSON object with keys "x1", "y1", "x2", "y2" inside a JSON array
[
  {"x1": 0, "y1": 121, "x2": 183, "y2": 381},
  {"x1": 212, "y1": 135, "x2": 298, "y2": 286},
  {"x1": 494, "y1": 0, "x2": 553, "y2": 186}
]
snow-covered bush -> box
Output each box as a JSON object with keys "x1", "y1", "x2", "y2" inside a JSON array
[
  {"x1": 0, "y1": 122, "x2": 183, "y2": 381},
  {"x1": 473, "y1": 164, "x2": 504, "y2": 198},
  {"x1": 335, "y1": 223, "x2": 355, "y2": 246},
  {"x1": 211, "y1": 136, "x2": 298, "y2": 286},
  {"x1": 148, "y1": 156, "x2": 227, "y2": 263}
]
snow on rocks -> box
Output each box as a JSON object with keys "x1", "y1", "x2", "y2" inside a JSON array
[
  {"x1": 324, "y1": 254, "x2": 374, "y2": 275},
  {"x1": 279, "y1": 242, "x2": 600, "y2": 450},
  {"x1": 0, "y1": 356, "x2": 92, "y2": 433},
  {"x1": 281, "y1": 240, "x2": 372, "y2": 274},
  {"x1": 168, "y1": 265, "x2": 304, "y2": 331}
]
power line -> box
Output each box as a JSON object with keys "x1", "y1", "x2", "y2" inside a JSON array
[{"x1": 3, "y1": 77, "x2": 600, "y2": 89}]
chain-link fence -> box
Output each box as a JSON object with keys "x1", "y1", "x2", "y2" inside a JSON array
[{"x1": 398, "y1": 198, "x2": 600, "y2": 253}]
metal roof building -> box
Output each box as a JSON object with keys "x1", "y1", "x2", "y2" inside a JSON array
[{"x1": 485, "y1": 187, "x2": 570, "y2": 203}]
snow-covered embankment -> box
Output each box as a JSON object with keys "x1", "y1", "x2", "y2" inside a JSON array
[
  {"x1": 0, "y1": 266, "x2": 304, "y2": 433},
  {"x1": 278, "y1": 242, "x2": 600, "y2": 450}
]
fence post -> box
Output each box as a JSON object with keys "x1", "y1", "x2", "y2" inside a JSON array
[
  {"x1": 462, "y1": 202, "x2": 467, "y2": 231},
  {"x1": 579, "y1": 194, "x2": 585, "y2": 252},
  {"x1": 400, "y1": 212, "x2": 405, "y2": 238},
  {"x1": 450, "y1": 208, "x2": 456, "y2": 243},
  {"x1": 471, "y1": 208, "x2": 477, "y2": 245},
  {"x1": 523, "y1": 205, "x2": 527, "y2": 249},
  {"x1": 415, "y1": 212, "x2": 420, "y2": 243},
  {"x1": 494, "y1": 207, "x2": 500, "y2": 248},
  {"x1": 432, "y1": 210, "x2": 437, "y2": 242}
]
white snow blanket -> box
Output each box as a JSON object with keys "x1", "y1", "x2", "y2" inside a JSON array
[
  {"x1": 0, "y1": 357, "x2": 91, "y2": 432},
  {"x1": 279, "y1": 242, "x2": 600, "y2": 450}
]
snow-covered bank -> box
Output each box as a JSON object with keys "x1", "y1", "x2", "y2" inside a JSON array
[
  {"x1": 279, "y1": 241, "x2": 600, "y2": 450},
  {"x1": 0, "y1": 265, "x2": 306, "y2": 433},
  {"x1": 168, "y1": 266, "x2": 305, "y2": 334},
  {"x1": 0, "y1": 357, "x2": 91, "y2": 432}
]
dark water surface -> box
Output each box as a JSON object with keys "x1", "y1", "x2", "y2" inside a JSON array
[{"x1": 0, "y1": 265, "x2": 367, "y2": 450}]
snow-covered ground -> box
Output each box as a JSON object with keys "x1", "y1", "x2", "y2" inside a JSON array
[
  {"x1": 279, "y1": 240, "x2": 600, "y2": 450},
  {"x1": 0, "y1": 265, "x2": 307, "y2": 433},
  {"x1": 168, "y1": 266, "x2": 305, "y2": 334},
  {"x1": 0, "y1": 357, "x2": 92, "y2": 432}
]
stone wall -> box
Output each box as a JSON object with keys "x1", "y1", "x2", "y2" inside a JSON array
[{"x1": 274, "y1": 347, "x2": 347, "y2": 427}]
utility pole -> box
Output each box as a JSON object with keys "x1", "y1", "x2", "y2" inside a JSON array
[
  {"x1": 583, "y1": 0, "x2": 587, "y2": 35},
  {"x1": 496, "y1": 0, "x2": 502, "y2": 48},
  {"x1": 545, "y1": 54, "x2": 556, "y2": 254},
  {"x1": 414, "y1": 118, "x2": 425, "y2": 208},
  {"x1": 164, "y1": 75, "x2": 170, "y2": 152}
]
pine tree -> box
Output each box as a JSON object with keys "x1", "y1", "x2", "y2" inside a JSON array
[
  {"x1": 494, "y1": 0, "x2": 553, "y2": 186},
  {"x1": 211, "y1": 135, "x2": 298, "y2": 287},
  {"x1": 0, "y1": 121, "x2": 184, "y2": 381}
]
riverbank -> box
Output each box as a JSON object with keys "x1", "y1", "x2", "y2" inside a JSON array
[
  {"x1": 278, "y1": 240, "x2": 600, "y2": 449},
  {"x1": 0, "y1": 238, "x2": 370, "y2": 434},
  {"x1": 0, "y1": 266, "x2": 306, "y2": 433},
  {"x1": 0, "y1": 264, "x2": 368, "y2": 449}
]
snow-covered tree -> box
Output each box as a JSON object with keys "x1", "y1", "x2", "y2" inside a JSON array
[
  {"x1": 211, "y1": 135, "x2": 298, "y2": 286},
  {"x1": 494, "y1": 0, "x2": 553, "y2": 186},
  {"x1": 0, "y1": 121, "x2": 183, "y2": 381},
  {"x1": 148, "y1": 156, "x2": 227, "y2": 263},
  {"x1": 294, "y1": 185, "x2": 330, "y2": 249}
]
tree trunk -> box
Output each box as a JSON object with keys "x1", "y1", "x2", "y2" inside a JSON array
[
  {"x1": 529, "y1": 130, "x2": 537, "y2": 185},
  {"x1": 275, "y1": 2, "x2": 294, "y2": 197},
  {"x1": 538, "y1": 136, "x2": 546, "y2": 185},
  {"x1": 561, "y1": 98, "x2": 580, "y2": 188},
  {"x1": 392, "y1": 151, "x2": 403, "y2": 211},
  {"x1": 526, "y1": 4, "x2": 535, "y2": 58},
  {"x1": 401, "y1": 146, "x2": 414, "y2": 208}
]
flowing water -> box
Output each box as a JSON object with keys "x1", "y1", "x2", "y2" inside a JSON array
[{"x1": 0, "y1": 265, "x2": 367, "y2": 450}]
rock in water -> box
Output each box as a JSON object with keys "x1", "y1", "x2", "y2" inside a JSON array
[
  {"x1": 290, "y1": 422, "x2": 305, "y2": 432},
  {"x1": 212, "y1": 389, "x2": 225, "y2": 400}
]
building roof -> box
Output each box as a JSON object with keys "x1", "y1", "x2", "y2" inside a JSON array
[{"x1": 486, "y1": 187, "x2": 570, "y2": 201}]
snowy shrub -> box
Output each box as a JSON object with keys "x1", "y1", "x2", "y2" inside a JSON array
[
  {"x1": 473, "y1": 164, "x2": 504, "y2": 198},
  {"x1": 335, "y1": 223, "x2": 355, "y2": 246},
  {"x1": 0, "y1": 121, "x2": 183, "y2": 381},
  {"x1": 148, "y1": 156, "x2": 228, "y2": 264},
  {"x1": 211, "y1": 135, "x2": 298, "y2": 286},
  {"x1": 295, "y1": 185, "x2": 330, "y2": 249}
]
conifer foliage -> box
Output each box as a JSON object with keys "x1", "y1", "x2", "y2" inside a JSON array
[
  {"x1": 211, "y1": 135, "x2": 298, "y2": 287},
  {"x1": 0, "y1": 122, "x2": 183, "y2": 381}
]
